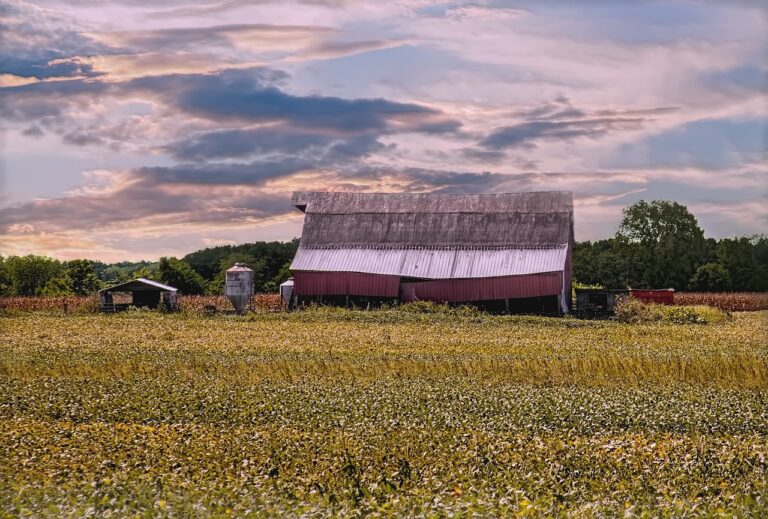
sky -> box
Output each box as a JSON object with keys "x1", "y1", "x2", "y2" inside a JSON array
[{"x1": 0, "y1": 0, "x2": 766, "y2": 262}]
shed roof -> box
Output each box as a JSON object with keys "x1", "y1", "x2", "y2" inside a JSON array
[
  {"x1": 100, "y1": 278, "x2": 178, "y2": 293},
  {"x1": 293, "y1": 191, "x2": 573, "y2": 249}
]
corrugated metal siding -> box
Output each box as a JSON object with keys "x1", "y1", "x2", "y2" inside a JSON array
[
  {"x1": 293, "y1": 271, "x2": 400, "y2": 297},
  {"x1": 291, "y1": 246, "x2": 567, "y2": 279},
  {"x1": 400, "y1": 273, "x2": 563, "y2": 303}
]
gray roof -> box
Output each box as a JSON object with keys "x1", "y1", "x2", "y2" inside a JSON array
[
  {"x1": 293, "y1": 191, "x2": 573, "y2": 249},
  {"x1": 100, "y1": 278, "x2": 178, "y2": 293},
  {"x1": 292, "y1": 191, "x2": 572, "y2": 214}
]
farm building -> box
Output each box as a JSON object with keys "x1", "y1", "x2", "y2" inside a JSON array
[
  {"x1": 99, "y1": 278, "x2": 178, "y2": 312},
  {"x1": 289, "y1": 191, "x2": 575, "y2": 314}
]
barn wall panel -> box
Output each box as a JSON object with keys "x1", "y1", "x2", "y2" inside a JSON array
[
  {"x1": 400, "y1": 273, "x2": 563, "y2": 303},
  {"x1": 293, "y1": 272, "x2": 399, "y2": 297}
]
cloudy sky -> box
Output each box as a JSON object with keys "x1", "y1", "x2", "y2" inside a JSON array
[{"x1": 1, "y1": 0, "x2": 766, "y2": 261}]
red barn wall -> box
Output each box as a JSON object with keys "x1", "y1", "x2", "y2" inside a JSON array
[
  {"x1": 293, "y1": 271, "x2": 400, "y2": 297},
  {"x1": 400, "y1": 273, "x2": 562, "y2": 303}
]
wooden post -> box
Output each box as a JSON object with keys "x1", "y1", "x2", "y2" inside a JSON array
[{"x1": 505, "y1": 299, "x2": 509, "y2": 314}]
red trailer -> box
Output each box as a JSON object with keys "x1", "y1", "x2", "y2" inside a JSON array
[{"x1": 630, "y1": 289, "x2": 675, "y2": 305}]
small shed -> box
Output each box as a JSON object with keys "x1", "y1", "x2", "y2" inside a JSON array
[
  {"x1": 279, "y1": 278, "x2": 294, "y2": 309},
  {"x1": 575, "y1": 288, "x2": 629, "y2": 317},
  {"x1": 99, "y1": 278, "x2": 178, "y2": 312}
]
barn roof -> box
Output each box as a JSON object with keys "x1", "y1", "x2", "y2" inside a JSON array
[
  {"x1": 292, "y1": 191, "x2": 573, "y2": 249},
  {"x1": 291, "y1": 245, "x2": 568, "y2": 279}
]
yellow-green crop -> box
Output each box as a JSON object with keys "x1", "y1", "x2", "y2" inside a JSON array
[{"x1": 1, "y1": 309, "x2": 767, "y2": 517}]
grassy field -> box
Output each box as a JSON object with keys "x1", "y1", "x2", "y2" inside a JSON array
[{"x1": 1, "y1": 307, "x2": 767, "y2": 516}]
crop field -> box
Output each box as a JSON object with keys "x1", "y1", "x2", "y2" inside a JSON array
[{"x1": 1, "y1": 307, "x2": 767, "y2": 517}]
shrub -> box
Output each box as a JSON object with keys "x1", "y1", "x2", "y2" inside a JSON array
[{"x1": 614, "y1": 298, "x2": 728, "y2": 324}]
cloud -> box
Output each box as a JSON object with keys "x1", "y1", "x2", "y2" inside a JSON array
[
  {"x1": 0, "y1": 0, "x2": 110, "y2": 79},
  {"x1": 127, "y1": 68, "x2": 461, "y2": 133},
  {"x1": 86, "y1": 23, "x2": 333, "y2": 54},
  {"x1": 479, "y1": 97, "x2": 668, "y2": 150}
]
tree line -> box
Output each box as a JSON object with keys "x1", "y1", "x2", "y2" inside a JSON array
[
  {"x1": 0, "y1": 239, "x2": 299, "y2": 296},
  {"x1": 1, "y1": 202, "x2": 766, "y2": 296},
  {"x1": 574, "y1": 201, "x2": 768, "y2": 291}
]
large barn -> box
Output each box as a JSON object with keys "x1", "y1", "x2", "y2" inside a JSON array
[{"x1": 289, "y1": 191, "x2": 574, "y2": 314}]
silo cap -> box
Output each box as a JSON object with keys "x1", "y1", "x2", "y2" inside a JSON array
[{"x1": 227, "y1": 263, "x2": 254, "y2": 272}]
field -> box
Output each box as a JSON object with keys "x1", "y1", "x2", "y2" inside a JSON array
[
  {"x1": 2, "y1": 306, "x2": 767, "y2": 517},
  {"x1": 2, "y1": 291, "x2": 766, "y2": 313}
]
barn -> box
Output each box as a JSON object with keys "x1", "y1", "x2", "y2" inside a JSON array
[{"x1": 289, "y1": 191, "x2": 574, "y2": 314}]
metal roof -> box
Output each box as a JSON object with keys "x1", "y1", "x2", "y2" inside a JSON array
[
  {"x1": 290, "y1": 246, "x2": 567, "y2": 279},
  {"x1": 100, "y1": 278, "x2": 178, "y2": 293},
  {"x1": 292, "y1": 191, "x2": 573, "y2": 214},
  {"x1": 292, "y1": 191, "x2": 574, "y2": 249}
]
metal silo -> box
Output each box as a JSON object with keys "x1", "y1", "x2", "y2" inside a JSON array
[{"x1": 225, "y1": 263, "x2": 254, "y2": 314}]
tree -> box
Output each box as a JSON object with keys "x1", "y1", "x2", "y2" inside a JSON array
[
  {"x1": 4, "y1": 255, "x2": 63, "y2": 296},
  {"x1": 616, "y1": 200, "x2": 705, "y2": 289},
  {"x1": 157, "y1": 257, "x2": 207, "y2": 295},
  {"x1": 183, "y1": 239, "x2": 299, "y2": 291},
  {"x1": 65, "y1": 259, "x2": 102, "y2": 295},
  {"x1": 263, "y1": 260, "x2": 293, "y2": 293},
  {"x1": 0, "y1": 257, "x2": 11, "y2": 296},
  {"x1": 716, "y1": 237, "x2": 768, "y2": 291},
  {"x1": 689, "y1": 263, "x2": 732, "y2": 291}
]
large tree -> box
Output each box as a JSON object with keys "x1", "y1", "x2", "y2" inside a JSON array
[
  {"x1": 4, "y1": 255, "x2": 64, "y2": 296},
  {"x1": 157, "y1": 257, "x2": 207, "y2": 295},
  {"x1": 65, "y1": 259, "x2": 102, "y2": 295},
  {"x1": 616, "y1": 200, "x2": 706, "y2": 289}
]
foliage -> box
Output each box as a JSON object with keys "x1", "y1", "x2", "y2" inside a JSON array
[
  {"x1": 183, "y1": 239, "x2": 299, "y2": 291},
  {"x1": 93, "y1": 260, "x2": 158, "y2": 284},
  {"x1": 64, "y1": 259, "x2": 102, "y2": 295},
  {"x1": 688, "y1": 262, "x2": 732, "y2": 291},
  {"x1": 156, "y1": 257, "x2": 207, "y2": 295},
  {"x1": 716, "y1": 236, "x2": 768, "y2": 291},
  {"x1": 613, "y1": 298, "x2": 729, "y2": 324},
  {"x1": 1, "y1": 311, "x2": 766, "y2": 516},
  {"x1": 2, "y1": 255, "x2": 64, "y2": 296},
  {"x1": 263, "y1": 260, "x2": 294, "y2": 293},
  {"x1": 616, "y1": 200, "x2": 706, "y2": 289}
]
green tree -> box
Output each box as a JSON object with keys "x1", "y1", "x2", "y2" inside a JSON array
[
  {"x1": 573, "y1": 239, "x2": 630, "y2": 288},
  {"x1": 689, "y1": 263, "x2": 732, "y2": 291},
  {"x1": 41, "y1": 276, "x2": 72, "y2": 296},
  {"x1": 616, "y1": 200, "x2": 706, "y2": 289},
  {"x1": 4, "y1": 255, "x2": 64, "y2": 296},
  {"x1": 65, "y1": 259, "x2": 102, "y2": 295},
  {"x1": 263, "y1": 260, "x2": 293, "y2": 293},
  {"x1": 716, "y1": 237, "x2": 768, "y2": 291},
  {"x1": 157, "y1": 257, "x2": 207, "y2": 295},
  {"x1": 0, "y1": 256, "x2": 11, "y2": 296}
]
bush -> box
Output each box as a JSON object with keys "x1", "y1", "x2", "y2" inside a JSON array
[{"x1": 614, "y1": 298, "x2": 728, "y2": 324}]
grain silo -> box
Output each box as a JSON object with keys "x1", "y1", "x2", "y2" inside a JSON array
[{"x1": 225, "y1": 263, "x2": 254, "y2": 314}]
